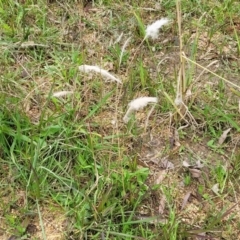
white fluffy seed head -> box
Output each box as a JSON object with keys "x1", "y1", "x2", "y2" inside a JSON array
[
  {"x1": 145, "y1": 18, "x2": 169, "y2": 40},
  {"x1": 128, "y1": 97, "x2": 158, "y2": 111},
  {"x1": 123, "y1": 97, "x2": 158, "y2": 123},
  {"x1": 79, "y1": 65, "x2": 122, "y2": 84},
  {"x1": 52, "y1": 91, "x2": 73, "y2": 97}
]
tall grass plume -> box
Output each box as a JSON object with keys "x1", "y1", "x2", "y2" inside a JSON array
[
  {"x1": 123, "y1": 97, "x2": 158, "y2": 123},
  {"x1": 79, "y1": 65, "x2": 122, "y2": 84}
]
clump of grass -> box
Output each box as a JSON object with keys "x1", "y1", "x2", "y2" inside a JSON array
[{"x1": 1, "y1": 0, "x2": 240, "y2": 239}]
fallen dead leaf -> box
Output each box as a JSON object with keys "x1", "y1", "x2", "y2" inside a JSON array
[
  {"x1": 160, "y1": 158, "x2": 174, "y2": 169},
  {"x1": 189, "y1": 168, "x2": 202, "y2": 178},
  {"x1": 211, "y1": 183, "x2": 220, "y2": 195},
  {"x1": 181, "y1": 191, "x2": 192, "y2": 210},
  {"x1": 183, "y1": 159, "x2": 204, "y2": 169},
  {"x1": 158, "y1": 195, "x2": 166, "y2": 214},
  {"x1": 154, "y1": 170, "x2": 167, "y2": 184},
  {"x1": 218, "y1": 128, "x2": 231, "y2": 145},
  {"x1": 183, "y1": 160, "x2": 191, "y2": 167}
]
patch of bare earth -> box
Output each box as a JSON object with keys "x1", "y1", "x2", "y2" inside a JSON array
[
  {"x1": 0, "y1": 187, "x2": 66, "y2": 240},
  {"x1": 138, "y1": 130, "x2": 240, "y2": 238}
]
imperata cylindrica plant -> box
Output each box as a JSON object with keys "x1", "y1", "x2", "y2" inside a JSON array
[
  {"x1": 52, "y1": 91, "x2": 73, "y2": 97},
  {"x1": 145, "y1": 18, "x2": 169, "y2": 40},
  {"x1": 123, "y1": 97, "x2": 158, "y2": 123},
  {"x1": 79, "y1": 65, "x2": 122, "y2": 84}
]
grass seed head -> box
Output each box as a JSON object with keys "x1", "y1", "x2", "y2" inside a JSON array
[
  {"x1": 145, "y1": 18, "x2": 170, "y2": 40},
  {"x1": 52, "y1": 91, "x2": 74, "y2": 97},
  {"x1": 123, "y1": 97, "x2": 158, "y2": 123},
  {"x1": 79, "y1": 65, "x2": 122, "y2": 84}
]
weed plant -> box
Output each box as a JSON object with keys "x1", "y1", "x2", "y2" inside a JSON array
[{"x1": 0, "y1": 0, "x2": 240, "y2": 239}]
